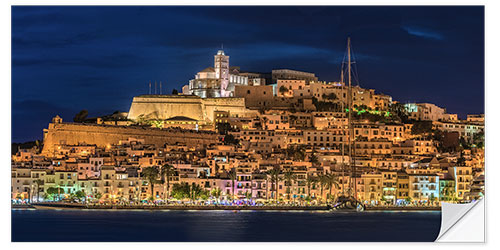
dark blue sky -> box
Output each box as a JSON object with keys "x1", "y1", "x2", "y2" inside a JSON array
[{"x1": 12, "y1": 6, "x2": 484, "y2": 142}]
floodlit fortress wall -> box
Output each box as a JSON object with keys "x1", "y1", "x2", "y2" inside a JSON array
[
  {"x1": 127, "y1": 95, "x2": 247, "y2": 122},
  {"x1": 202, "y1": 97, "x2": 248, "y2": 121},
  {"x1": 41, "y1": 122, "x2": 218, "y2": 156}
]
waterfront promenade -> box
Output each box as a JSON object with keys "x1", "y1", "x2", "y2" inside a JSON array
[{"x1": 13, "y1": 202, "x2": 442, "y2": 211}]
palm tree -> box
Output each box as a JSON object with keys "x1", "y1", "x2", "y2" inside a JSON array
[
  {"x1": 161, "y1": 164, "x2": 176, "y2": 201},
  {"x1": 306, "y1": 174, "x2": 317, "y2": 200},
  {"x1": 267, "y1": 166, "x2": 282, "y2": 202},
  {"x1": 310, "y1": 148, "x2": 319, "y2": 167},
  {"x1": 318, "y1": 174, "x2": 329, "y2": 203},
  {"x1": 325, "y1": 173, "x2": 340, "y2": 203},
  {"x1": 227, "y1": 168, "x2": 237, "y2": 200},
  {"x1": 211, "y1": 187, "x2": 222, "y2": 201},
  {"x1": 33, "y1": 179, "x2": 44, "y2": 202},
  {"x1": 293, "y1": 145, "x2": 306, "y2": 161},
  {"x1": 283, "y1": 169, "x2": 297, "y2": 201},
  {"x1": 190, "y1": 183, "x2": 205, "y2": 202},
  {"x1": 94, "y1": 192, "x2": 103, "y2": 202},
  {"x1": 142, "y1": 166, "x2": 160, "y2": 200}
]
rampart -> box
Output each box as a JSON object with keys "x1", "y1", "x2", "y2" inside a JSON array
[
  {"x1": 41, "y1": 122, "x2": 218, "y2": 156},
  {"x1": 127, "y1": 95, "x2": 247, "y2": 122}
]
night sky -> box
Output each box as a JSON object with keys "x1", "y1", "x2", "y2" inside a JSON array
[{"x1": 12, "y1": 6, "x2": 484, "y2": 142}]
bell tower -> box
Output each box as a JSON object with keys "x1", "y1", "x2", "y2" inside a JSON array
[{"x1": 214, "y1": 49, "x2": 229, "y2": 97}]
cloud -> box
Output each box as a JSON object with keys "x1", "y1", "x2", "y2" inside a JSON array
[
  {"x1": 11, "y1": 6, "x2": 484, "y2": 142},
  {"x1": 12, "y1": 53, "x2": 141, "y2": 69},
  {"x1": 402, "y1": 26, "x2": 444, "y2": 40}
]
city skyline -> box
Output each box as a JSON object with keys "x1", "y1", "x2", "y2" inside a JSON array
[{"x1": 12, "y1": 6, "x2": 484, "y2": 142}]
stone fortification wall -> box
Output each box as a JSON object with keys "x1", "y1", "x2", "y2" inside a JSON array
[
  {"x1": 202, "y1": 97, "x2": 247, "y2": 121},
  {"x1": 127, "y1": 95, "x2": 248, "y2": 122},
  {"x1": 42, "y1": 122, "x2": 218, "y2": 156},
  {"x1": 127, "y1": 95, "x2": 207, "y2": 121}
]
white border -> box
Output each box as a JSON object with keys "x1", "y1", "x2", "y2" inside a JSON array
[{"x1": 2, "y1": 0, "x2": 495, "y2": 249}]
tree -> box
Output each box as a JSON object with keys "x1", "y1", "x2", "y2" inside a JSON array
[
  {"x1": 223, "y1": 134, "x2": 239, "y2": 145},
  {"x1": 306, "y1": 174, "x2": 317, "y2": 199},
  {"x1": 46, "y1": 187, "x2": 65, "y2": 201},
  {"x1": 318, "y1": 174, "x2": 329, "y2": 203},
  {"x1": 189, "y1": 183, "x2": 206, "y2": 201},
  {"x1": 389, "y1": 103, "x2": 410, "y2": 123},
  {"x1": 227, "y1": 168, "x2": 237, "y2": 200},
  {"x1": 309, "y1": 148, "x2": 319, "y2": 167},
  {"x1": 266, "y1": 166, "x2": 282, "y2": 202},
  {"x1": 279, "y1": 85, "x2": 288, "y2": 95},
  {"x1": 380, "y1": 195, "x2": 387, "y2": 204},
  {"x1": 429, "y1": 194, "x2": 437, "y2": 206},
  {"x1": 94, "y1": 192, "x2": 103, "y2": 201},
  {"x1": 312, "y1": 97, "x2": 341, "y2": 112},
  {"x1": 161, "y1": 164, "x2": 176, "y2": 201},
  {"x1": 286, "y1": 145, "x2": 306, "y2": 161},
  {"x1": 325, "y1": 173, "x2": 340, "y2": 202},
  {"x1": 457, "y1": 151, "x2": 467, "y2": 166},
  {"x1": 322, "y1": 93, "x2": 337, "y2": 101},
  {"x1": 441, "y1": 186, "x2": 456, "y2": 202},
  {"x1": 142, "y1": 166, "x2": 160, "y2": 199},
  {"x1": 405, "y1": 197, "x2": 412, "y2": 204},
  {"x1": 74, "y1": 190, "x2": 86, "y2": 203},
  {"x1": 172, "y1": 182, "x2": 191, "y2": 200},
  {"x1": 211, "y1": 187, "x2": 222, "y2": 200},
  {"x1": 150, "y1": 119, "x2": 163, "y2": 128},
  {"x1": 459, "y1": 137, "x2": 471, "y2": 150},
  {"x1": 473, "y1": 131, "x2": 485, "y2": 149},
  {"x1": 135, "y1": 114, "x2": 146, "y2": 125},
  {"x1": 216, "y1": 122, "x2": 233, "y2": 135},
  {"x1": 172, "y1": 89, "x2": 179, "y2": 95},
  {"x1": 33, "y1": 179, "x2": 44, "y2": 202},
  {"x1": 411, "y1": 121, "x2": 433, "y2": 135},
  {"x1": 283, "y1": 169, "x2": 297, "y2": 201},
  {"x1": 73, "y1": 109, "x2": 89, "y2": 123},
  {"x1": 171, "y1": 182, "x2": 207, "y2": 202}
]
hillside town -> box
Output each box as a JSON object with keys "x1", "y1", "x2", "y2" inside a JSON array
[{"x1": 11, "y1": 49, "x2": 485, "y2": 208}]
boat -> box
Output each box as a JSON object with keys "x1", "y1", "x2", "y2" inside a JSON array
[
  {"x1": 331, "y1": 38, "x2": 364, "y2": 213},
  {"x1": 331, "y1": 195, "x2": 365, "y2": 212}
]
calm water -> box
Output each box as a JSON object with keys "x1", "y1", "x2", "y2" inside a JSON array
[{"x1": 12, "y1": 209, "x2": 441, "y2": 242}]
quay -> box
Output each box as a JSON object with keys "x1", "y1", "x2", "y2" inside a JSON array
[
  {"x1": 23, "y1": 202, "x2": 441, "y2": 211},
  {"x1": 30, "y1": 202, "x2": 330, "y2": 211},
  {"x1": 365, "y1": 206, "x2": 441, "y2": 211}
]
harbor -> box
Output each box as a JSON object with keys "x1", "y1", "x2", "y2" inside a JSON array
[{"x1": 13, "y1": 202, "x2": 442, "y2": 211}]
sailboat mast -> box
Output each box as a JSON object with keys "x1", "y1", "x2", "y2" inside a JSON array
[
  {"x1": 347, "y1": 37, "x2": 357, "y2": 199},
  {"x1": 341, "y1": 86, "x2": 345, "y2": 196},
  {"x1": 340, "y1": 44, "x2": 346, "y2": 196}
]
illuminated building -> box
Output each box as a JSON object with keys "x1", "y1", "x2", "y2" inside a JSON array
[
  {"x1": 186, "y1": 50, "x2": 249, "y2": 98},
  {"x1": 404, "y1": 103, "x2": 446, "y2": 121}
]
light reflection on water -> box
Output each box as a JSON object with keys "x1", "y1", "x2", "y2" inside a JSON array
[{"x1": 12, "y1": 209, "x2": 441, "y2": 242}]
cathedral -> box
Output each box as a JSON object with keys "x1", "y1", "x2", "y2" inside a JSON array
[{"x1": 184, "y1": 50, "x2": 249, "y2": 98}]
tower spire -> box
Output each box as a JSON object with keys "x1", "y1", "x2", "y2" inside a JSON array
[{"x1": 149, "y1": 81, "x2": 151, "y2": 95}]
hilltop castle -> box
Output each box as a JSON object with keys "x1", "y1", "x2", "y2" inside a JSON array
[
  {"x1": 182, "y1": 49, "x2": 318, "y2": 98},
  {"x1": 184, "y1": 50, "x2": 249, "y2": 98}
]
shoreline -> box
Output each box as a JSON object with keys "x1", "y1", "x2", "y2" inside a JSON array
[{"x1": 13, "y1": 203, "x2": 441, "y2": 211}]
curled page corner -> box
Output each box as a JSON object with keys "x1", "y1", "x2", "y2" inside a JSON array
[{"x1": 436, "y1": 198, "x2": 485, "y2": 242}]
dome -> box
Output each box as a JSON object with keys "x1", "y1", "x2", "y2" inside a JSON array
[{"x1": 217, "y1": 50, "x2": 225, "y2": 56}]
